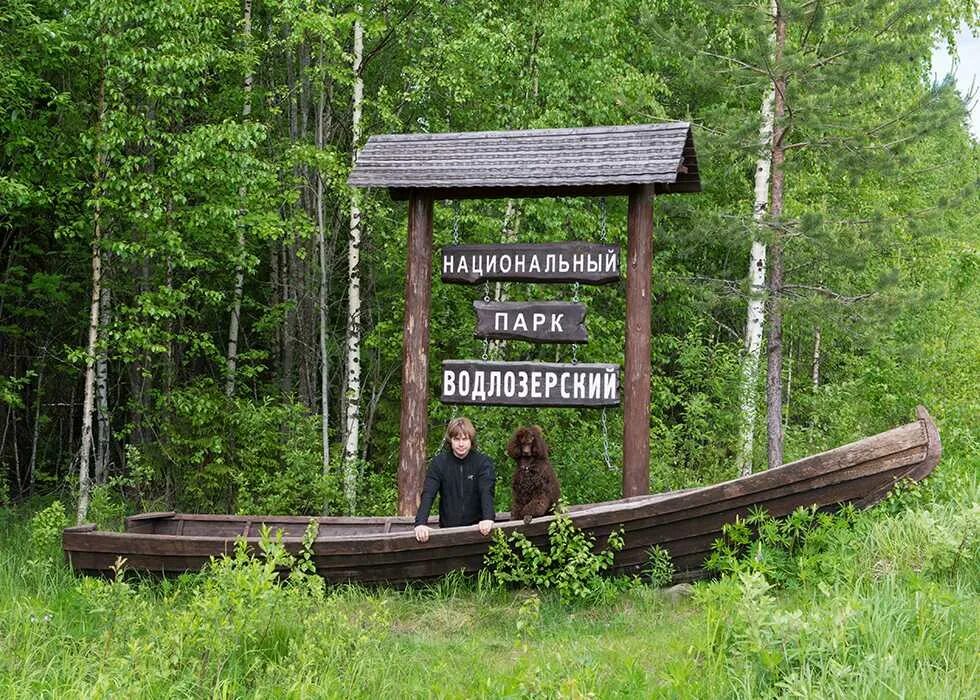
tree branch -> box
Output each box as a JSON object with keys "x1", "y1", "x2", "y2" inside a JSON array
[{"x1": 783, "y1": 283, "x2": 874, "y2": 303}]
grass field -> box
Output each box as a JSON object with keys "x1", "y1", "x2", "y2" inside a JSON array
[{"x1": 1, "y1": 460, "x2": 976, "y2": 699}]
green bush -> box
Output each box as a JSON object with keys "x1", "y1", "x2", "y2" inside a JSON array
[
  {"x1": 28, "y1": 500, "x2": 68, "y2": 558},
  {"x1": 705, "y1": 504, "x2": 859, "y2": 588},
  {"x1": 644, "y1": 545, "x2": 675, "y2": 587},
  {"x1": 484, "y1": 511, "x2": 625, "y2": 603},
  {"x1": 139, "y1": 380, "x2": 341, "y2": 514}
]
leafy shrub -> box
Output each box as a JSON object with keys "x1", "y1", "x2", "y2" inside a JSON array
[
  {"x1": 88, "y1": 484, "x2": 128, "y2": 531},
  {"x1": 26, "y1": 500, "x2": 69, "y2": 578},
  {"x1": 28, "y1": 500, "x2": 68, "y2": 558},
  {"x1": 141, "y1": 380, "x2": 340, "y2": 514},
  {"x1": 644, "y1": 545, "x2": 675, "y2": 587},
  {"x1": 705, "y1": 504, "x2": 859, "y2": 587},
  {"x1": 484, "y1": 511, "x2": 625, "y2": 603}
]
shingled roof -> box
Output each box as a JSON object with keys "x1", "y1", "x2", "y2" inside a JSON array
[{"x1": 347, "y1": 122, "x2": 700, "y2": 200}]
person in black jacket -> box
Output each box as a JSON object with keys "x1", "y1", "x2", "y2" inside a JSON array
[{"x1": 414, "y1": 416, "x2": 495, "y2": 543}]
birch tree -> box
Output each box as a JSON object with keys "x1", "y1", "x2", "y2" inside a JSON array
[
  {"x1": 77, "y1": 65, "x2": 107, "y2": 525},
  {"x1": 225, "y1": 0, "x2": 253, "y2": 398},
  {"x1": 342, "y1": 10, "x2": 364, "y2": 514},
  {"x1": 736, "y1": 82, "x2": 775, "y2": 476}
]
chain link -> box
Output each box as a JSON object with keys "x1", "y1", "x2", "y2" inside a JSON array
[
  {"x1": 482, "y1": 338, "x2": 490, "y2": 361},
  {"x1": 571, "y1": 343, "x2": 578, "y2": 365},
  {"x1": 572, "y1": 281, "x2": 580, "y2": 303},
  {"x1": 451, "y1": 200, "x2": 461, "y2": 245},
  {"x1": 599, "y1": 196, "x2": 608, "y2": 242},
  {"x1": 483, "y1": 281, "x2": 491, "y2": 303},
  {"x1": 601, "y1": 407, "x2": 614, "y2": 471}
]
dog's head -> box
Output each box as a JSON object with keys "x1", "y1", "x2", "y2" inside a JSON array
[{"x1": 506, "y1": 425, "x2": 549, "y2": 461}]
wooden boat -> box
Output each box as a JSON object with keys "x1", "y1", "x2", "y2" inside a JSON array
[{"x1": 63, "y1": 406, "x2": 940, "y2": 584}]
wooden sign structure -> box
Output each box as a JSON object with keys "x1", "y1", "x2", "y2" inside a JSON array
[
  {"x1": 348, "y1": 122, "x2": 701, "y2": 515},
  {"x1": 442, "y1": 360, "x2": 618, "y2": 407},
  {"x1": 474, "y1": 301, "x2": 587, "y2": 343},
  {"x1": 443, "y1": 243, "x2": 619, "y2": 284}
]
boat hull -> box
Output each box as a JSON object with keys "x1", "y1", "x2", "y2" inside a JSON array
[{"x1": 63, "y1": 406, "x2": 941, "y2": 584}]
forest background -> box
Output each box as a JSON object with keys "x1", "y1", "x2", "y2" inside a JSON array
[{"x1": 1, "y1": 0, "x2": 977, "y2": 524}]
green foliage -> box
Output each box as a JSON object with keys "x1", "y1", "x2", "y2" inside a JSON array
[
  {"x1": 87, "y1": 484, "x2": 128, "y2": 531},
  {"x1": 644, "y1": 545, "x2": 675, "y2": 588},
  {"x1": 705, "y1": 504, "x2": 859, "y2": 587},
  {"x1": 1, "y1": 494, "x2": 977, "y2": 697},
  {"x1": 142, "y1": 381, "x2": 339, "y2": 514},
  {"x1": 26, "y1": 500, "x2": 68, "y2": 579},
  {"x1": 484, "y1": 511, "x2": 625, "y2": 603},
  {"x1": 27, "y1": 500, "x2": 67, "y2": 559}
]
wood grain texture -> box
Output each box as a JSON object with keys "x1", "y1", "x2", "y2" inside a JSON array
[
  {"x1": 474, "y1": 301, "x2": 588, "y2": 343},
  {"x1": 64, "y1": 411, "x2": 940, "y2": 584},
  {"x1": 348, "y1": 123, "x2": 701, "y2": 198},
  {"x1": 397, "y1": 194, "x2": 433, "y2": 516},
  {"x1": 623, "y1": 185, "x2": 655, "y2": 497}
]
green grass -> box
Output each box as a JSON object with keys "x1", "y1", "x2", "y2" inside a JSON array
[{"x1": 0, "y1": 463, "x2": 976, "y2": 699}]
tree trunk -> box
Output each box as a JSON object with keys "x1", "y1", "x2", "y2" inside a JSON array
[
  {"x1": 78, "y1": 67, "x2": 107, "y2": 525},
  {"x1": 811, "y1": 326, "x2": 821, "y2": 389},
  {"x1": 342, "y1": 12, "x2": 364, "y2": 514},
  {"x1": 736, "y1": 85, "x2": 775, "y2": 476},
  {"x1": 736, "y1": 0, "x2": 778, "y2": 477},
  {"x1": 316, "y1": 42, "x2": 332, "y2": 494},
  {"x1": 226, "y1": 0, "x2": 253, "y2": 398},
  {"x1": 28, "y1": 364, "x2": 42, "y2": 495},
  {"x1": 766, "y1": 2, "x2": 788, "y2": 470},
  {"x1": 95, "y1": 284, "x2": 111, "y2": 485}
]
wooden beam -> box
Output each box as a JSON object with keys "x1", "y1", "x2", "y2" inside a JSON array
[
  {"x1": 397, "y1": 194, "x2": 433, "y2": 516},
  {"x1": 623, "y1": 185, "x2": 655, "y2": 497},
  {"x1": 388, "y1": 181, "x2": 700, "y2": 201}
]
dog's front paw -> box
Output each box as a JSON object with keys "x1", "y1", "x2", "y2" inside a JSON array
[{"x1": 523, "y1": 514, "x2": 533, "y2": 525}]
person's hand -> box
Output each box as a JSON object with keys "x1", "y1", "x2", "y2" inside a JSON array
[
  {"x1": 478, "y1": 519, "x2": 493, "y2": 536},
  {"x1": 414, "y1": 525, "x2": 431, "y2": 543}
]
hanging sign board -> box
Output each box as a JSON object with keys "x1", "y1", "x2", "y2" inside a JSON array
[
  {"x1": 442, "y1": 242, "x2": 620, "y2": 284},
  {"x1": 441, "y1": 360, "x2": 619, "y2": 407},
  {"x1": 474, "y1": 301, "x2": 587, "y2": 343}
]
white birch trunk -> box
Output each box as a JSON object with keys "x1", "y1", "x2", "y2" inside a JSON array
[
  {"x1": 811, "y1": 326, "x2": 821, "y2": 389},
  {"x1": 225, "y1": 0, "x2": 253, "y2": 397},
  {"x1": 342, "y1": 13, "x2": 364, "y2": 514},
  {"x1": 95, "y1": 285, "x2": 110, "y2": 484},
  {"x1": 735, "y1": 83, "x2": 775, "y2": 477},
  {"x1": 78, "y1": 70, "x2": 107, "y2": 525},
  {"x1": 77, "y1": 209, "x2": 100, "y2": 521}
]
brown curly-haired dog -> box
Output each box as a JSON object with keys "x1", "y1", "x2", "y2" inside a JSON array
[{"x1": 507, "y1": 425, "x2": 561, "y2": 524}]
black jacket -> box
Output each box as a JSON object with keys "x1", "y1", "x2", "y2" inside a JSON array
[{"x1": 414, "y1": 448, "x2": 496, "y2": 527}]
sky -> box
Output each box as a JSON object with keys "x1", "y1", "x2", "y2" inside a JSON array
[{"x1": 931, "y1": 23, "x2": 980, "y2": 139}]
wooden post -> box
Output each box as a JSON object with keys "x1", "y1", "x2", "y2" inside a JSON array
[
  {"x1": 397, "y1": 193, "x2": 434, "y2": 516},
  {"x1": 623, "y1": 185, "x2": 655, "y2": 497}
]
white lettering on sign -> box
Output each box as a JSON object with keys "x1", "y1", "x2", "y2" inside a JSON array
[
  {"x1": 441, "y1": 244, "x2": 621, "y2": 283},
  {"x1": 441, "y1": 361, "x2": 619, "y2": 407}
]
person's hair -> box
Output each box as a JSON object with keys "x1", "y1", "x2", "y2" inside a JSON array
[{"x1": 443, "y1": 416, "x2": 477, "y2": 450}]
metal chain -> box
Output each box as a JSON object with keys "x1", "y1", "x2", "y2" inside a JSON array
[
  {"x1": 483, "y1": 280, "x2": 491, "y2": 303},
  {"x1": 599, "y1": 196, "x2": 608, "y2": 242},
  {"x1": 571, "y1": 343, "x2": 578, "y2": 364},
  {"x1": 452, "y1": 200, "x2": 461, "y2": 245},
  {"x1": 482, "y1": 338, "x2": 490, "y2": 361},
  {"x1": 572, "y1": 281, "x2": 580, "y2": 303},
  {"x1": 601, "y1": 407, "x2": 614, "y2": 470}
]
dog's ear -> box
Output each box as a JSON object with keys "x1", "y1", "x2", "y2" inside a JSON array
[
  {"x1": 505, "y1": 430, "x2": 521, "y2": 459},
  {"x1": 532, "y1": 426, "x2": 548, "y2": 459}
]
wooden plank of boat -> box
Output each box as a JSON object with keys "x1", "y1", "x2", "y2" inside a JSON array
[{"x1": 63, "y1": 406, "x2": 940, "y2": 582}]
